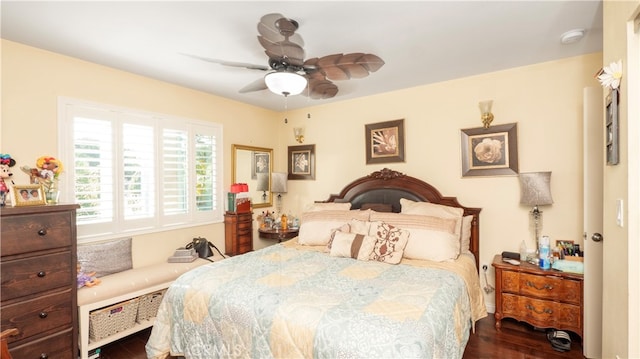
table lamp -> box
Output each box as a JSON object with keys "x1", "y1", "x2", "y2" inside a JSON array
[
  {"x1": 271, "y1": 172, "x2": 288, "y2": 214},
  {"x1": 519, "y1": 171, "x2": 553, "y2": 253}
]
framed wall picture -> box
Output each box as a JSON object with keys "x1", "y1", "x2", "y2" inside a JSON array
[
  {"x1": 251, "y1": 151, "x2": 270, "y2": 179},
  {"x1": 365, "y1": 119, "x2": 405, "y2": 164},
  {"x1": 11, "y1": 184, "x2": 46, "y2": 206},
  {"x1": 460, "y1": 122, "x2": 519, "y2": 177},
  {"x1": 606, "y1": 88, "x2": 619, "y2": 165},
  {"x1": 288, "y1": 144, "x2": 315, "y2": 180}
]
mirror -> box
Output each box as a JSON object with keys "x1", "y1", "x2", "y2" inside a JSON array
[{"x1": 232, "y1": 144, "x2": 273, "y2": 208}]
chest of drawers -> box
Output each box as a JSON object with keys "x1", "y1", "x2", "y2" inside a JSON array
[
  {"x1": 224, "y1": 211, "x2": 253, "y2": 256},
  {"x1": 1, "y1": 204, "x2": 79, "y2": 358},
  {"x1": 492, "y1": 254, "x2": 583, "y2": 338}
]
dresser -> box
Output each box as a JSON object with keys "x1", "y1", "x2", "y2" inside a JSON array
[
  {"x1": 1, "y1": 204, "x2": 80, "y2": 358},
  {"x1": 224, "y1": 211, "x2": 253, "y2": 255},
  {"x1": 492, "y1": 254, "x2": 583, "y2": 338}
]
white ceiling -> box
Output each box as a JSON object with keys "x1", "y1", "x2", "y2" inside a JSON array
[{"x1": 1, "y1": 1, "x2": 603, "y2": 112}]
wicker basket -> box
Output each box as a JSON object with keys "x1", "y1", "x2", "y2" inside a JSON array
[
  {"x1": 89, "y1": 298, "x2": 139, "y2": 342},
  {"x1": 136, "y1": 289, "x2": 166, "y2": 323}
]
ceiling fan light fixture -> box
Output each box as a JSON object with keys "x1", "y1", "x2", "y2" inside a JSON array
[{"x1": 264, "y1": 71, "x2": 307, "y2": 96}]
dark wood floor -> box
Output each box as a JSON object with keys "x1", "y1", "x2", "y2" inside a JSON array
[{"x1": 95, "y1": 315, "x2": 584, "y2": 359}]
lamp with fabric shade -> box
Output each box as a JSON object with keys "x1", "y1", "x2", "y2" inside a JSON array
[{"x1": 519, "y1": 171, "x2": 553, "y2": 253}]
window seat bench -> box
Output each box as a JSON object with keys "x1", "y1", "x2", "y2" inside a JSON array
[{"x1": 77, "y1": 259, "x2": 210, "y2": 359}]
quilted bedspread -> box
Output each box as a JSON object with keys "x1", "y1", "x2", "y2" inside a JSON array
[{"x1": 146, "y1": 240, "x2": 487, "y2": 359}]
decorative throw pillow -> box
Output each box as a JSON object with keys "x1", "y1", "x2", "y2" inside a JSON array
[
  {"x1": 325, "y1": 224, "x2": 351, "y2": 251},
  {"x1": 369, "y1": 212, "x2": 460, "y2": 262},
  {"x1": 77, "y1": 237, "x2": 133, "y2": 277},
  {"x1": 329, "y1": 231, "x2": 377, "y2": 261},
  {"x1": 298, "y1": 210, "x2": 370, "y2": 246},
  {"x1": 368, "y1": 221, "x2": 409, "y2": 265}
]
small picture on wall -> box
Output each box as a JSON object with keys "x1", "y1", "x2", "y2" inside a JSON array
[
  {"x1": 365, "y1": 119, "x2": 405, "y2": 164},
  {"x1": 460, "y1": 122, "x2": 519, "y2": 177},
  {"x1": 288, "y1": 144, "x2": 315, "y2": 180}
]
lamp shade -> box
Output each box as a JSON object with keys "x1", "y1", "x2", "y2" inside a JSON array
[
  {"x1": 256, "y1": 173, "x2": 269, "y2": 192},
  {"x1": 264, "y1": 72, "x2": 307, "y2": 96},
  {"x1": 519, "y1": 172, "x2": 553, "y2": 206},
  {"x1": 271, "y1": 172, "x2": 288, "y2": 194}
]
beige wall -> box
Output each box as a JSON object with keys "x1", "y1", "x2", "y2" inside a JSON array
[
  {"x1": 601, "y1": 1, "x2": 640, "y2": 358},
  {"x1": 2, "y1": 40, "x2": 604, "y2": 316},
  {"x1": 1, "y1": 39, "x2": 280, "y2": 266}
]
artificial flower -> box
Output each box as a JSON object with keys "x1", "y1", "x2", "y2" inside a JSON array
[{"x1": 597, "y1": 60, "x2": 623, "y2": 90}]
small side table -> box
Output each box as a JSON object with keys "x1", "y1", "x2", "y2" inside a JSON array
[{"x1": 258, "y1": 227, "x2": 299, "y2": 242}]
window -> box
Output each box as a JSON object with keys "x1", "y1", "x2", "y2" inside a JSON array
[{"x1": 59, "y1": 97, "x2": 223, "y2": 242}]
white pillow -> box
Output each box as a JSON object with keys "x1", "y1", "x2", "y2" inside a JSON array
[
  {"x1": 400, "y1": 198, "x2": 464, "y2": 239},
  {"x1": 298, "y1": 210, "x2": 370, "y2": 246},
  {"x1": 305, "y1": 202, "x2": 352, "y2": 212},
  {"x1": 369, "y1": 212, "x2": 459, "y2": 262},
  {"x1": 329, "y1": 232, "x2": 377, "y2": 261},
  {"x1": 460, "y1": 215, "x2": 473, "y2": 254}
]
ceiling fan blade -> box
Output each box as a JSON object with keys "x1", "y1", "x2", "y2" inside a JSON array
[
  {"x1": 305, "y1": 53, "x2": 385, "y2": 81},
  {"x1": 239, "y1": 77, "x2": 268, "y2": 93},
  {"x1": 180, "y1": 53, "x2": 269, "y2": 71},
  {"x1": 304, "y1": 74, "x2": 338, "y2": 99},
  {"x1": 258, "y1": 37, "x2": 305, "y2": 67},
  {"x1": 257, "y1": 13, "x2": 304, "y2": 47}
]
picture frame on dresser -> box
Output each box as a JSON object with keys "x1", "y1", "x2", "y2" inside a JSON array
[{"x1": 11, "y1": 184, "x2": 46, "y2": 206}]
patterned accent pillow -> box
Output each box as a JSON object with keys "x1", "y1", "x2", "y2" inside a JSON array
[
  {"x1": 369, "y1": 212, "x2": 460, "y2": 262},
  {"x1": 329, "y1": 231, "x2": 377, "y2": 261},
  {"x1": 325, "y1": 224, "x2": 351, "y2": 251},
  {"x1": 77, "y1": 237, "x2": 133, "y2": 277},
  {"x1": 368, "y1": 221, "x2": 409, "y2": 265}
]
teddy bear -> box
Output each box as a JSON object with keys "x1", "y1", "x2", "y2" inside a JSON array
[
  {"x1": 77, "y1": 263, "x2": 101, "y2": 288},
  {"x1": 0, "y1": 154, "x2": 16, "y2": 207}
]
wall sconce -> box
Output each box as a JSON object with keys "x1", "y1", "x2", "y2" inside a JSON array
[
  {"x1": 519, "y1": 172, "x2": 554, "y2": 254},
  {"x1": 294, "y1": 127, "x2": 305, "y2": 143},
  {"x1": 479, "y1": 100, "x2": 494, "y2": 128}
]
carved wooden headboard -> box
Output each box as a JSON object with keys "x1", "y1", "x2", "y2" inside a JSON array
[{"x1": 321, "y1": 168, "x2": 482, "y2": 270}]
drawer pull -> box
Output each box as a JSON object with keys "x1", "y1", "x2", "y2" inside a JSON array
[
  {"x1": 526, "y1": 304, "x2": 553, "y2": 315},
  {"x1": 37, "y1": 271, "x2": 46, "y2": 277},
  {"x1": 37, "y1": 228, "x2": 47, "y2": 236},
  {"x1": 526, "y1": 281, "x2": 553, "y2": 290},
  {"x1": 39, "y1": 312, "x2": 48, "y2": 319},
  {"x1": 40, "y1": 353, "x2": 49, "y2": 359}
]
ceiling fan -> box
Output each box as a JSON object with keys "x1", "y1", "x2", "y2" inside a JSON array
[{"x1": 185, "y1": 13, "x2": 385, "y2": 99}]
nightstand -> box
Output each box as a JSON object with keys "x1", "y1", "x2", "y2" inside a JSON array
[
  {"x1": 258, "y1": 227, "x2": 299, "y2": 242},
  {"x1": 492, "y1": 254, "x2": 583, "y2": 338}
]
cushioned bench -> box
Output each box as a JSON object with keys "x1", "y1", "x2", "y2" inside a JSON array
[{"x1": 77, "y1": 259, "x2": 210, "y2": 359}]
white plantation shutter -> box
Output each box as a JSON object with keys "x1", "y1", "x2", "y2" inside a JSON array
[
  {"x1": 59, "y1": 98, "x2": 223, "y2": 242},
  {"x1": 162, "y1": 128, "x2": 188, "y2": 217}
]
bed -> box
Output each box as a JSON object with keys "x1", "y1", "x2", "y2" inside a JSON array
[{"x1": 146, "y1": 168, "x2": 487, "y2": 359}]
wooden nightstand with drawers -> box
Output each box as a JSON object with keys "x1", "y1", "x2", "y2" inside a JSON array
[{"x1": 492, "y1": 254, "x2": 583, "y2": 338}]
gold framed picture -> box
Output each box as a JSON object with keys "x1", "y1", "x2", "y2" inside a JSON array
[{"x1": 11, "y1": 184, "x2": 46, "y2": 206}]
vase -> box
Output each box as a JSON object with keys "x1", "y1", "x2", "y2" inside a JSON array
[
  {"x1": 45, "y1": 190, "x2": 60, "y2": 205},
  {"x1": 45, "y1": 180, "x2": 60, "y2": 205}
]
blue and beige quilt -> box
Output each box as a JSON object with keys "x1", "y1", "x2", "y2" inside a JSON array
[{"x1": 146, "y1": 240, "x2": 486, "y2": 359}]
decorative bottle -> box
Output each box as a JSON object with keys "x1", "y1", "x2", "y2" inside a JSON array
[{"x1": 281, "y1": 213, "x2": 288, "y2": 230}]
